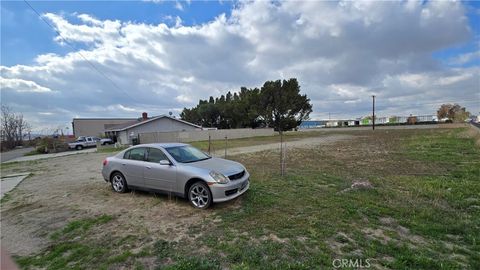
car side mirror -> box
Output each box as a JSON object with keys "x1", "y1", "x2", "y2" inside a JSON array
[{"x1": 159, "y1": 160, "x2": 171, "y2": 165}]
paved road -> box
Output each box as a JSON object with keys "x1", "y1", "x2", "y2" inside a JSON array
[
  {"x1": 2, "y1": 148, "x2": 97, "y2": 163},
  {"x1": 0, "y1": 147, "x2": 34, "y2": 163}
]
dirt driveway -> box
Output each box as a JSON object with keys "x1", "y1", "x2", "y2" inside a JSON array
[
  {"x1": 216, "y1": 134, "x2": 354, "y2": 156},
  {"x1": 0, "y1": 133, "x2": 352, "y2": 256}
]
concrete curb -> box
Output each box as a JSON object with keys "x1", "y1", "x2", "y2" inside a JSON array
[{"x1": 1, "y1": 172, "x2": 31, "y2": 199}]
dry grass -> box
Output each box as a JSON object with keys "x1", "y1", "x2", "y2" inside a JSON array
[{"x1": 3, "y1": 127, "x2": 479, "y2": 269}]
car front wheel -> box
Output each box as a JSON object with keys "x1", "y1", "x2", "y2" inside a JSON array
[
  {"x1": 75, "y1": 145, "x2": 83, "y2": 150},
  {"x1": 111, "y1": 172, "x2": 128, "y2": 193},
  {"x1": 188, "y1": 182, "x2": 212, "y2": 209}
]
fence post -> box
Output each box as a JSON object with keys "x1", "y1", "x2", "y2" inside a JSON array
[
  {"x1": 224, "y1": 136, "x2": 227, "y2": 158},
  {"x1": 208, "y1": 135, "x2": 211, "y2": 154},
  {"x1": 283, "y1": 141, "x2": 287, "y2": 175},
  {"x1": 280, "y1": 131, "x2": 284, "y2": 176}
]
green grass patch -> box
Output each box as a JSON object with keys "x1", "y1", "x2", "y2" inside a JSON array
[
  {"x1": 15, "y1": 215, "x2": 116, "y2": 270},
  {"x1": 23, "y1": 149, "x2": 42, "y2": 156},
  {"x1": 50, "y1": 214, "x2": 113, "y2": 240},
  {"x1": 0, "y1": 193, "x2": 12, "y2": 204},
  {"x1": 191, "y1": 128, "x2": 480, "y2": 269}
]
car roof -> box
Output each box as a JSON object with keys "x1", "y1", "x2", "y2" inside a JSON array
[{"x1": 134, "y1": 143, "x2": 189, "y2": 148}]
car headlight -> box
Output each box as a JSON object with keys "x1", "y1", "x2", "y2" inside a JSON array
[{"x1": 209, "y1": 171, "x2": 229, "y2": 184}]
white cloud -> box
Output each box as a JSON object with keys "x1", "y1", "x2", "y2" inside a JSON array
[
  {"x1": 1, "y1": 1, "x2": 479, "y2": 132},
  {"x1": 77, "y1": 14, "x2": 103, "y2": 26},
  {"x1": 175, "y1": 94, "x2": 193, "y2": 103},
  {"x1": 449, "y1": 51, "x2": 480, "y2": 65},
  {"x1": 1, "y1": 78, "x2": 54, "y2": 93},
  {"x1": 174, "y1": 1, "x2": 184, "y2": 11}
]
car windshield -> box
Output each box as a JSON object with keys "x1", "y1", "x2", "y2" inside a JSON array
[{"x1": 165, "y1": 145, "x2": 211, "y2": 163}]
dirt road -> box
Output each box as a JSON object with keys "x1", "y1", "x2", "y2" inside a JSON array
[{"x1": 216, "y1": 134, "x2": 354, "y2": 156}]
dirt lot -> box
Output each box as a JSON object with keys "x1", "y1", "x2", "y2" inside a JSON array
[
  {"x1": 1, "y1": 151, "x2": 203, "y2": 256},
  {"x1": 0, "y1": 133, "x2": 352, "y2": 257},
  {"x1": 1, "y1": 126, "x2": 478, "y2": 269}
]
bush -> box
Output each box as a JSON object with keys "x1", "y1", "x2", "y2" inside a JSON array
[{"x1": 35, "y1": 137, "x2": 68, "y2": 153}]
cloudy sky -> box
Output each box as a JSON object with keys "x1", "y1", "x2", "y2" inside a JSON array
[{"x1": 1, "y1": 0, "x2": 479, "y2": 133}]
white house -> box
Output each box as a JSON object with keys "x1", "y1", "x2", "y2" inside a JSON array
[{"x1": 105, "y1": 114, "x2": 202, "y2": 145}]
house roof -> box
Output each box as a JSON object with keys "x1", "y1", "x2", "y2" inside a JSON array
[
  {"x1": 73, "y1": 117, "x2": 137, "y2": 121},
  {"x1": 105, "y1": 115, "x2": 202, "y2": 132}
]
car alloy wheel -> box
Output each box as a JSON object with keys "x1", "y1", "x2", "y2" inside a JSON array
[
  {"x1": 111, "y1": 173, "x2": 127, "y2": 193},
  {"x1": 189, "y1": 182, "x2": 211, "y2": 209}
]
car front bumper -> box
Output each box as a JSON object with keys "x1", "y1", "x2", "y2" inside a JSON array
[{"x1": 210, "y1": 172, "x2": 250, "y2": 203}]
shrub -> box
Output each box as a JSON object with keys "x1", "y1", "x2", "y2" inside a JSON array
[{"x1": 35, "y1": 137, "x2": 68, "y2": 153}]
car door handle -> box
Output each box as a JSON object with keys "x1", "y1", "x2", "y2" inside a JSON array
[
  {"x1": 121, "y1": 163, "x2": 126, "y2": 166},
  {"x1": 145, "y1": 166, "x2": 151, "y2": 169}
]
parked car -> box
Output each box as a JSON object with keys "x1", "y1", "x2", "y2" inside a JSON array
[
  {"x1": 98, "y1": 138, "x2": 114, "y2": 145},
  {"x1": 68, "y1": 136, "x2": 97, "y2": 150},
  {"x1": 101, "y1": 143, "x2": 250, "y2": 209}
]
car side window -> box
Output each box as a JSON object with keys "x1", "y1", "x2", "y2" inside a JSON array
[
  {"x1": 123, "y1": 150, "x2": 130, "y2": 159},
  {"x1": 126, "y1": 147, "x2": 146, "y2": 161},
  {"x1": 146, "y1": 148, "x2": 168, "y2": 163}
]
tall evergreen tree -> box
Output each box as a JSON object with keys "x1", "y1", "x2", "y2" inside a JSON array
[
  {"x1": 260, "y1": 78, "x2": 312, "y2": 133},
  {"x1": 180, "y1": 78, "x2": 312, "y2": 130}
]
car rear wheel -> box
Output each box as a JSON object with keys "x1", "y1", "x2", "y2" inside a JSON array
[
  {"x1": 111, "y1": 172, "x2": 128, "y2": 193},
  {"x1": 75, "y1": 145, "x2": 83, "y2": 150},
  {"x1": 188, "y1": 182, "x2": 212, "y2": 209}
]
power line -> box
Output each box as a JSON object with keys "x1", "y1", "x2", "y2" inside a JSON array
[{"x1": 23, "y1": 0, "x2": 138, "y2": 103}]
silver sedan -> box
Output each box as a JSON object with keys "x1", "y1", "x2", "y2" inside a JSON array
[{"x1": 101, "y1": 143, "x2": 250, "y2": 209}]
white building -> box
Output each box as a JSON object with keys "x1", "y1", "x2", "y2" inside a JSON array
[{"x1": 416, "y1": 115, "x2": 438, "y2": 122}]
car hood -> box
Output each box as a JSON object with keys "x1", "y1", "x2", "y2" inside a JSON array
[{"x1": 185, "y1": 157, "x2": 244, "y2": 176}]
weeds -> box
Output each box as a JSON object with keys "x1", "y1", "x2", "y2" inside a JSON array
[{"x1": 12, "y1": 128, "x2": 480, "y2": 269}]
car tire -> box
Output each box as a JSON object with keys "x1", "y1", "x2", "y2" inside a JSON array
[
  {"x1": 188, "y1": 181, "x2": 212, "y2": 209},
  {"x1": 75, "y1": 145, "x2": 83, "y2": 150},
  {"x1": 111, "y1": 172, "x2": 128, "y2": 193}
]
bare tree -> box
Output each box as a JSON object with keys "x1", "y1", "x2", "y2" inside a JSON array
[{"x1": 1, "y1": 105, "x2": 30, "y2": 149}]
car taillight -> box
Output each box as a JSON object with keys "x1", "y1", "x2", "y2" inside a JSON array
[{"x1": 103, "y1": 159, "x2": 108, "y2": 166}]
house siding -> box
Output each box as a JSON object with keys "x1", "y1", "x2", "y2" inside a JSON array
[
  {"x1": 119, "y1": 117, "x2": 200, "y2": 145},
  {"x1": 73, "y1": 118, "x2": 135, "y2": 137}
]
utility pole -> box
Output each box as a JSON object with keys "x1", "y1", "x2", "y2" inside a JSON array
[{"x1": 372, "y1": 95, "x2": 376, "y2": 130}]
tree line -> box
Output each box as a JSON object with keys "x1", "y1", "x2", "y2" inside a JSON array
[
  {"x1": 180, "y1": 78, "x2": 313, "y2": 133},
  {"x1": 437, "y1": 104, "x2": 470, "y2": 123}
]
